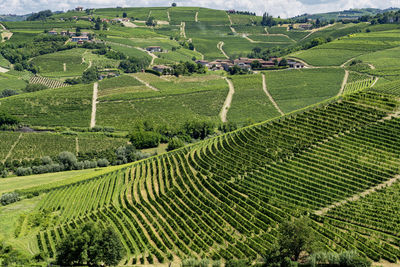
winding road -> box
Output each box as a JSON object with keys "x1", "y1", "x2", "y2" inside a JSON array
[
  {"x1": 262, "y1": 74, "x2": 284, "y2": 116},
  {"x1": 217, "y1": 41, "x2": 229, "y2": 59},
  {"x1": 90, "y1": 82, "x2": 98, "y2": 128},
  {"x1": 220, "y1": 77, "x2": 235, "y2": 122}
]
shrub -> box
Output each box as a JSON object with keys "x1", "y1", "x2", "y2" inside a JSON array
[
  {"x1": 58, "y1": 151, "x2": 77, "y2": 170},
  {"x1": 16, "y1": 167, "x2": 32, "y2": 176},
  {"x1": 97, "y1": 158, "x2": 109, "y2": 167},
  {"x1": 0, "y1": 112, "x2": 20, "y2": 127},
  {"x1": 1, "y1": 89, "x2": 19, "y2": 98},
  {"x1": 167, "y1": 137, "x2": 185, "y2": 151},
  {"x1": 1, "y1": 192, "x2": 20, "y2": 206},
  {"x1": 24, "y1": 84, "x2": 48, "y2": 93},
  {"x1": 128, "y1": 131, "x2": 161, "y2": 149}
]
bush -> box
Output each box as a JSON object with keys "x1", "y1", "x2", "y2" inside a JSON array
[
  {"x1": 97, "y1": 158, "x2": 109, "y2": 167},
  {"x1": 1, "y1": 192, "x2": 20, "y2": 205},
  {"x1": 1, "y1": 89, "x2": 19, "y2": 98},
  {"x1": 16, "y1": 167, "x2": 32, "y2": 176},
  {"x1": 58, "y1": 151, "x2": 77, "y2": 170},
  {"x1": 24, "y1": 84, "x2": 48, "y2": 93},
  {"x1": 128, "y1": 131, "x2": 161, "y2": 149},
  {"x1": 119, "y1": 57, "x2": 150, "y2": 73},
  {"x1": 0, "y1": 112, "x2": 20, "y2": 127},
  {"x1": 167, "y1": 137, "x2": 185, "y2": 151}
]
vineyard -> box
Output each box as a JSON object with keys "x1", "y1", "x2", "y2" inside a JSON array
[
  {"x1": 29, "y1": 75, "x2": 68, "y2": 89},
  {"x1": 6, "y1": 87, "x2": 397, "y2": 265}
]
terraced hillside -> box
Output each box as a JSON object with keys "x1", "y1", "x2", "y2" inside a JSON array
[{"x1": 4, "y1": 86, "x2": 399, "y2": 265}]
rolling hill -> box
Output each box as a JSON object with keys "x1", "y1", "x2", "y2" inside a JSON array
[{"x1": 1, "y1": 5, "x2": 400, "y2": 267}]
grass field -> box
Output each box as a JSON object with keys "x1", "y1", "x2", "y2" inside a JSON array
[
  {"x1": 0, "y1": 84, "x2": 92, "y2": 127},
  {"x1": 228, "y1": 74, "x2": 280, "y2": 123},
  {"x1": 265, "y1": 68, "x2": 345, "y2": 113},
  {"x1": 31, "y1": 48, "x2": 88, "y2": 77}
]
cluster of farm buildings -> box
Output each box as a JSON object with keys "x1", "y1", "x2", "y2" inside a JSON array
[
  {"x1": 48, "y1": 30, "x2": 92, "y2": 43},
  {"x1": 194, "y1": 58, "x2": 304, "y2": 71},
  {"x1": 151, "y1": 57, "x2": 304, "y2": 73}
]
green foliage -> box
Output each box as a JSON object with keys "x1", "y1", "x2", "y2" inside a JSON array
[
  {"x1": 167, "y1": 137, "x2": 185, "y2": 151},
  {"x1": 307, "y1": 251, "x2": 371, "y2": 267},
  {"x1": 24, "y1": 83, "x2": 48, "y2": 92},
  {"x1": 56, "y1": 222, "x2": 125, "y2": 266},
  {"x1": 58, "y1": 151, "x2": 77, "y2": 170},
  {"x1": 119, "y1": 57, "x2": 150, "y2": 73},
  {"x1": 184, "y1": 120, "x2": 215, "y2": 139},
  {"x1": 0, "y1": 192, "x2": 20, "y2": 206},
  {"x1": 82, "y1": 67, "x2": 99, "y2": 83},
  {"x1": 129, "y1": 131, "x2": 161, "y2": 149},
  {"x1": 0, "y1": 112, "x2": 19, "y2": 126}
]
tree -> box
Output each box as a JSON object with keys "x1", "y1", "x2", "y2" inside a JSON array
[
  {"x1": 1, "y1": 89, "x2": 18, "y2": 98},
  {"x1": 0, "y1": 192, "x2": 20, "y2": 206},
  {"x1": 278, "y1": 217, "x2": 318, "y2": 261},
  {"x1": 82, "y1": 67, "x2": 99, "y2": 83},
  {"x1": 24, "y1": 84, "x2": 48, "y2": 93},
  {"x1": 56, "y1": 222, "x2": 125, "y2": 266},
  {"x1": 122, "y1": 12, "x2": 127, "y2": 18},
  {"x1": 0, "y1": 112, "x2": 19, "y2": 127},
  {"x1": 58, "y1": 151, "x2": 77, "y2": 170},
  {"x1": 167, "y1": 137, "x2": 185, "y2": 151},
  {"x1": 278, "y1": 58, "x2": 287, "y2": 67},
  {"x1": 172, "y1": 2, "x2": 177, "y2": 7},
  {"x1": 146, "y1": 16, "x2": 156, "y2": 26},
  {"x1": 128, "y1": 131, "x2": 161, "y2": 149},
  {"x1": 251, "y1": 60, "x2": 262, "y2": 69}
]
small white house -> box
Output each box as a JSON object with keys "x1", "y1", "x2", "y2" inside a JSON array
[{"x1": 146, "y1": 46, "x2": 162, "y2": 53}]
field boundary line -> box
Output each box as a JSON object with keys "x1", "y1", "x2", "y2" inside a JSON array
[
  {"x1": 75, "y1": 137, "x2": 79, "y2": 155},
  {"x1": 262, "y1": 73, "x2": 284, "y2": 116},
  {"x1": 315, "y1": 174, "x2": 400, "y2": 216},
  {"x1": 90, "y1": 82, "x2": 98, "y2": 128},
  {"x1": 133, "y1": 75, "x2": 159, "y2": 91},
  {"x1": 217, "y1": 41, "x2": 229, "y2": 59},
  {"x1": 337, "y1": 70, "x2": 349, "y2": 96},
  {"x1": 3, "y1": 133, "x2": 22, "y2": 163},
  {"x1": 299, "y1": 23, "x2": 334, "y2": 42},
  {"x1": 220, "y1": 77, "x2": 235, "y2": 122}
]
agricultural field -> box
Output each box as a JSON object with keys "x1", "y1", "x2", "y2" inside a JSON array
[
  {"x1": 227, "y1": 74, "x2": 280, "y2": 123},
  {"x1": 3, "y1": 6, "x2": 400, "y2": 267},
  {"x1": 30, "y1": 48, "x2": 88, "y2": 78},
  {"x1": 0, "y1": 83, "x2": 93, "y2": 127},
  {"x1": 265, "y1": 68, "x2": 345, "y2": 113},
  {"x1": 3, "y1": 89, "x2": 400, "y2": 265}
]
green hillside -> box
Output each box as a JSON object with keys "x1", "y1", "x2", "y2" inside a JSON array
[{"x1": 1, "y1": 5, "x2": 400, "y2": 267}]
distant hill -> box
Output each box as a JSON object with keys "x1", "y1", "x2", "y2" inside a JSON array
[
  {"x1": 0, "y1": 14, "x2": 29, "y2": 21},
  {"x1": 293, "y1": 7, "x2": 400, "y2": 21}
]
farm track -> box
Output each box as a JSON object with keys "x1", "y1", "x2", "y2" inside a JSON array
[
  {"x1": 180, "y1": 22, "x2": 186, "y2": 38},
  {"x1": 315, "y1": 174, "x2": 400, "y2": 216},
  {"x1": 299, "y1": 24, "x2": 334, "y2": 42},
  {"x1": 217, "y1": 41, "x2": 229, "y2": 59},
  {"x1": 133, "y1": 75, "x2": 159, "y2": 91},
  {"x1": 230, "y1": 26, "x2": 236, "y2": 34},
  {"x1": 3, "y1": 133, "x2": 22, "y2": 163},
  {"x1": 337, "y1": 70, "x2": 349, "y2": 96},
  {"x1": 167, "y1": 11, "x2": 171, "y2": 22},
  {"x1": 220, "y1": 77, "x2": 235, "y2": 122},
  {"x1": 135, "y1": 47, "x2": 157, "y2": 65},
  {"x1": 63, "y1": 63, "x2": 66, "y2": 72},
  {"x1": 75, "y1": 137, "x2": 79, "y2": 155},
  {"x1": 0, "y1": 66, "x2": 9, "y2": 73},
  {"x1": 90, "y1": 82, "x2": 98, "y2": 128},
  {"x1": 262, "y1": 73, "x2": 284, "y2": 116},
  {"x1": 195, "y1": 12, "x2": 198, "y2": 22},
  {"x1": 228, "y1": 14, "x2": 233, "y2": 25}
]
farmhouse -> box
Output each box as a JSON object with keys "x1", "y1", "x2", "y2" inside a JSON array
[
  {"x1": 298, "y1": 24, "x2": 313, "y2": 30},
  {"x1": 152, "y1": 65, "x2": 172, "y2": 73},
  {"x1": 60, "y1": 31, "x2": 68, "y2": 36},
  {"x1": 288, "y1": 60, "x2": 305, "y2": 69},
  {"x1": 75, "y1": 6, "x2": 83, "y2": 11},
  {"x1": 195, "y1": 60, "x2": 209, "y2": 67},
  {"x1": 71, "y1": 36, "x2": 89, "y2": 42},
  {"x1": 146, "y1": 46, "x2": 162, "y2": 53}
]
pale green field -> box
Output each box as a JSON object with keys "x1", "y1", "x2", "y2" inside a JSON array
[{"x1": 0, "y1": 169, "x2": 99, "y2": 194}]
